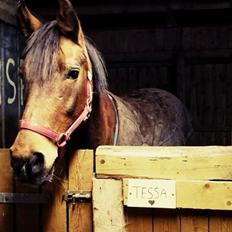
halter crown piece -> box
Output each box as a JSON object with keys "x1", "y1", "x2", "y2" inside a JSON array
[{"x1": 20, "y1": 71, "x2": 93, "y2": 152}]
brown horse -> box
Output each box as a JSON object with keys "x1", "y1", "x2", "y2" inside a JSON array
[{"x1": 10, "y1": 0, "x2": 192, "y2": 184}]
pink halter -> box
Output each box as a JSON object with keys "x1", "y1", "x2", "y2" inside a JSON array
[{"x1": 20, "y1": 75, "x2": 93, "y2": 150}]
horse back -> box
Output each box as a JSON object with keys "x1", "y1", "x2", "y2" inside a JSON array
[{"x1": 113, "y1": 88, "x2": 192, "y2": 146}]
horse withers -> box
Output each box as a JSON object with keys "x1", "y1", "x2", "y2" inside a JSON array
[{"x1": 10, "y1": 0, "x2": 192, "y2": 184}]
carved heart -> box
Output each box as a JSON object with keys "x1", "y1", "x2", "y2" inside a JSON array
[{"x1": 148, "y1": 200, "x2": 155, "y2": 206}]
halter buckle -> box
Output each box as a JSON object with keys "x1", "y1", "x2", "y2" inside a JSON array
[{"x1": 56, "y1": 133, "x2": 70, "y2": 148}]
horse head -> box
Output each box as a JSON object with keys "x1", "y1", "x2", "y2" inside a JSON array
[{"x1": 10, "y1": 0, "x2": 93, "y2": 184}]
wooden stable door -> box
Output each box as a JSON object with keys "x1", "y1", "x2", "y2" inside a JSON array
[
  {"x1": 93, "y1": 177, "x2": 232, "y2": 232},
  {"x1": 2, "y1": 147, "x2": 232, "y2": 232},
  {"x1": 0, "y1": 149, "x2": 93, "y2": 232},
  {"x1": 93, "y1": 146, "x2": 232, "y2": 232}
]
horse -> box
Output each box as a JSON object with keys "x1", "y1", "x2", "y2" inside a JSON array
[{"x1": 10, "y1": 0, "x2": 192, "y2": 185}]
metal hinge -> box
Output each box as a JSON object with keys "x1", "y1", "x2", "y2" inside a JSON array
[
  {"x1": 63, "y1": 191, "x2": 92, "y2": 204},
  {"x1": 0, "y1": 193, "x2": 50, "y2": 204}
]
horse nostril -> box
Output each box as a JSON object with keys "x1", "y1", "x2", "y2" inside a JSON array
[
  {"x1": 27, "y1": 152, "x2": 45, "y2": 177},
  {"x1": 10, "y1": 155, "x2": 27, "y2": 176}
]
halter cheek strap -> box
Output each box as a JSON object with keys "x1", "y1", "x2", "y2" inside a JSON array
[{"x1": 20, "y1": 73, "x2": 93, "y2": 150}]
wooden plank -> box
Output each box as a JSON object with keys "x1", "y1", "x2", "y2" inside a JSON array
[
  {"x1": 34, "y1": 1, "x2": 232, "y2": 15},
  {"x1": 177, "y1": 181, "x2": 232, "y2": 210},
  {"x1": 0, "y1": 23, "x2": 6, "y2": 148},
  {"x1": 15, "y1": 182, "x2": 40, "y2": 232},
  {"x1": 153, "y1": 209, "x2": 180, "y2": 232},
  {"x1": 126, "y1": 208, "x2": 153, "y2": 232},
  {"x1": 41, "y1": 158, "x2": 68, "y2": 232},
  {"x1": 226, "y1": 63, "x2": 232, "y2": 130},
  {"x1": 204, "y1": 64, "x2": 214, "y2": 132},
  {"x1": 0, "y1": 35, "x2": 3, "y2": 148},
  {"x1": 1, "y1": 21, "x2": 22, "y2": 147},
  {"x1": 96, "y1": 146, "x2": 232, "y2": 180},
  {"x1": 92, "y1": 178, "x2": 126, "y2": 232},
  {"x1": 181, "y1": 213, "x2": 208, "y2": 232},
  {"x1": 215, "y1": 64, "x2": 226, "y2": 132},
  {"x1": 0, "y1": 149, "x2": 13, "y2": 232},
  {"x1": 68, "y1": 150, "x2": 93, "y2": 232},
  {"x1": 209, "y1": 213, "x2": 232, "y2": 232},
  {"x1": 123, "y1": 179, "x2": 232, "y2": 211}
]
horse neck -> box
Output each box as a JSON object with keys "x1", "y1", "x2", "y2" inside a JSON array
[
  {"x1": 68, "y1": 90, "x2": 117, "y2": 150},
  {"x1": 86, "y1": 90, "x2": 117, "y2": 148}
]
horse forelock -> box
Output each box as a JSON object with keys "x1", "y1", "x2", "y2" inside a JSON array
[
  {"x1": 22, "y1": 21, "x2": 108, "y2": 93},
  {"x1": 23, "y1": 21, "x2": 59, "y2": 85}
]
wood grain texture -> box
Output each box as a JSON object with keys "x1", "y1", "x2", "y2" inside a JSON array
[
  {"x1": 126, "y1": 208, "x2": 153, "y2": 232},
  {"x1": 15, "y1": 181, "x2": 40, "y2": 232},
  {"x1": 177, "y1": 181, "x2": 232, "y2": 210},
  {"x1": 93, "y1": 178, "x2": 126, "y2": 232},
  {"x1": 41, "y1": 157, "x2": 68, "y2": 232},
  {"x1": 209, "y1": 213, "x2": 232, "y2": 232},
  {"x1": 181, "y1": 213, "x2": 208, "y2": 232},
  {"x1": 68, "y1": 150, "x2": 93, "y2": 232},
  {"x1": 124, "y1": 179, "x2": 232, "y2": 210},
  {"x1": 96, "y1": 146, "x2": 232, "y2": 180},
  {"x1": 0, "y1": 150, "x2": 13, "y2": 232},
  {"x1": 153, "y1": 210, "x2": 180, "y2": 232}
]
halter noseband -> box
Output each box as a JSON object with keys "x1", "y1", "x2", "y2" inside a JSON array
[{"x1": 20, "y1": 72, "x2": 93, "y2": 150}]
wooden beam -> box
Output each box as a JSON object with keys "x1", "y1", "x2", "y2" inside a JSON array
[
  {"x1": 75, "y1": 2, "x2": 231, "y2": 15},
  {"x1": 15, "y1": 181, "x2": 40, "y2": 232},
  {"x1": 106, "y1": 49, "x2": 232, "y2": 65},
  {"x1": 68, "y1": 150, "x2": 93, "y2": 232},
  {"x1": 28, "y1": 1, "x2": 231, "y2": 17},
  {"x1": 123, "y1": 179, "x2": 232, "y2": 210},
  {"x1": 92, "y1": 178, "x2": 126, "y2": 232},
  {"x1": 177, "y1": 180, "x2": 232, "y2": 210},
  {"x1": 0, "y1": 149, "x2": 13, "y2": 232},
  {"x1": 96, "y1": 146, "x2": 232, "y2": 180},
  {"x1": 41, "y1": 157, "x2": 68, "y2": 232}
]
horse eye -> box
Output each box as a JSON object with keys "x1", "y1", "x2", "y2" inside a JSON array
[{"x1": 67, "y1": 69, "x2": 80, "y2": 80}]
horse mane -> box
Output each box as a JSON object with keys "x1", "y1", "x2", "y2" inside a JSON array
[
  {"x1": 22, "y1": 21, "x2": 108, "y2": 93},
  {"x1": 85, "y1": 38, "x2": 108, "y2": 93}
]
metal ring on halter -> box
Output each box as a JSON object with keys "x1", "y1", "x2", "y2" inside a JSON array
[{"x1": 56, "y1": 133, "x2": 70, "y2": 148}]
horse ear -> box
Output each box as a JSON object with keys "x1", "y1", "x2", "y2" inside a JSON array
[
  {"x1": 56, "y1": 0, "x2": 84, "y2": 45},
  {"x1": 17, "y1": 0, "x2": 43, "y2": 39}
]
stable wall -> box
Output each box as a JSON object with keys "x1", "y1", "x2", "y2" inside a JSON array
[
  {"x1": 0, "y1": 0, "x2": 23, "y2": 148},
  {"x1": 86, "y1": 20, "x2": 232, "y2": 146}
]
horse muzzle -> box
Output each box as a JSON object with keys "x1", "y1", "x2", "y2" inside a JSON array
[{"x1": 10, "y1": 150, "x2": 53, "y2": 185}]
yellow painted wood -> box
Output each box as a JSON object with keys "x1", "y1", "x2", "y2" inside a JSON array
[
  {"x1": 177, "y1": 181, "x2": 232, "y2": 210},
  {"x1": 93, "y1": 178, "x2": 126, "y2": 232},
  {"x1": 96, "y1": 146, "x2": 232, "y2": 180},
  {"x1": 123, "y1": 179, "x2": 232, "y2": 210},
  {"x1": 68, "y1": 150, "x2": 93, "y2": 232}
]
